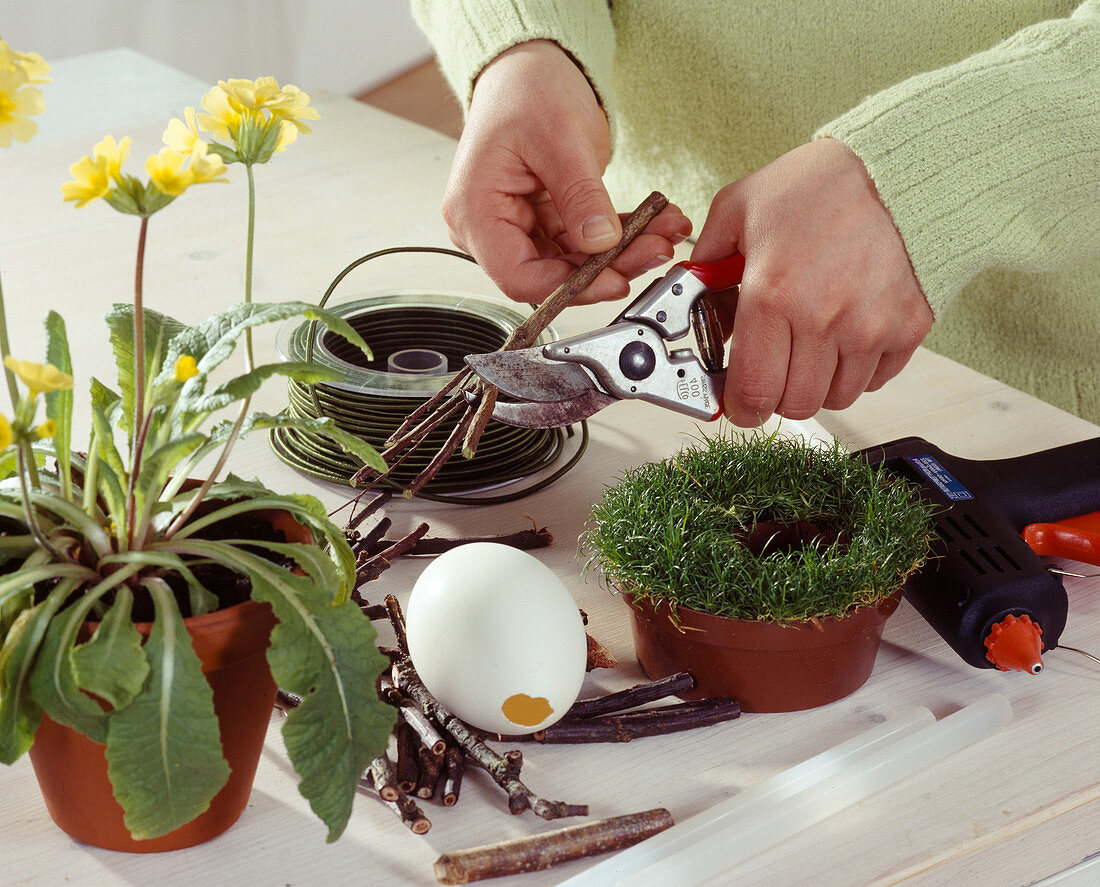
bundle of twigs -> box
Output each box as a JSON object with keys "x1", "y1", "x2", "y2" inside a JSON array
[
  {"x1": 276, "y1": 494, "x2": 740, "y2": 847},
  {"x1": 349, "y1": 191, "x2": 670, "y2": 498}
]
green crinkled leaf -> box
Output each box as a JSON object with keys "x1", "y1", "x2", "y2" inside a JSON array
[
  {"x1": 0, "y1": 608, "x2": 43, "y2": 763},
  {"x1": 44, "y1": 311, "x2": 73, "y2": 495},
  {"x1": 105, "y1": 304, "x2": 189, "y2": 432},
  {"x1": 72, "y1": 590, "x2": 149, "y2": 711},
  {"x1": 164, "y1": 539, "x2": 394, "y2": 840},
  {"x1": 28, "y1": 581, "x2": 113, "y2": 745},
  {"x1": 90, "y1": 399, "x2": 126, "y2": 480},
  {"x1": 164, "y1": 302, "x2": 372, "y2": 395},
  {"x1": 133, "y1": 431, "x2": 205, "y2": 505},
  {"x1": 0, "y1": 579, "x2": 80, "y2": 764},
  {"x1": 90, "y1": 376, "x2": 121, "y2": 415},
  {"x1": 104, "y1": 579, "x2": 229, "y2": 840},
  {"x1": 243, "y1": 411, "x2": 387, "y2": 475},
  {"x1": 171, "y1": 481, "x2": 358, "y2": 601},
  {"x1": 191, "y1": 361, "x2": 343, "y2": 414}
]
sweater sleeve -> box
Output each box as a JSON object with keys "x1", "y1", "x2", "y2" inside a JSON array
[
  {"x1": 410, "y1": 1, "x2": 617, "y2": 114},
  {"x1": 816, "y1": 0, "x2": 1100, "y2": 317}
]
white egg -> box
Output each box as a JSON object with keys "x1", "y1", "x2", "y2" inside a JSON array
[{"x1": 405, "y1": 542, "x2": 588, "y2": 734}]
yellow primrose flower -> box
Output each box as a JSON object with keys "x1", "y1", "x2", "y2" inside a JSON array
[
  {"x1": 3, "y1": 356, "x2": 73, "y2": 395},
  {"x1": 0, "y1": 414, "x2": 11, "y2": 450},
  {"x1": 61, "y1": 153, "x2": 110, "y2": 206},
  {"x1": 219, "y1": 77, "x2": 281, "y2": 112},
  {"x1": 36, "y1": 419, "x2": 57, "y2": 439},
  {"x1": 163, "y1": 106, "x2": 201, "y2": 155},
  {"x1": 0, "y1": 37, "x2": 51, "y2": 84},
  {"x1": 146, "y1": 142, "x2": 226, "y2": 196},
  {"x1": 174, "y1": 354, "x2": 199, "y2": 382},
  {"x1": 61, "y1": 135, "x2": 132, "y2": 206},
  {"x1": 197, "y1": 78, "x2": 317, "y2": 156},
  {"x1": 197, "y1": 85, "x2": 241, "y2": 141},
  {"x1": 273, "y1": 119, "x2": 298, "y2": 153},
  {"x1": 264, "y1": 83, "x2": 320, "y2": 133},
  {"x1": 145, "y1": 147, "x2": 191, "y2": 196},
  {"x1": 0, "y1": 68, "x2": 45, "y2": 148},
  {"x1": 93, "y1": 134, "x2": 131, "y2": 181}
]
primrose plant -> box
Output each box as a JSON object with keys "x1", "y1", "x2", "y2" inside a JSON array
[{"x1": 0, "y1": 39, "x2": 395, "y2": 842}]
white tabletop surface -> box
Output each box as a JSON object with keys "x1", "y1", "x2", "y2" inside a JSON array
[{"x1": 2, "y1": 49, "x2": 1098, "y2": 887}]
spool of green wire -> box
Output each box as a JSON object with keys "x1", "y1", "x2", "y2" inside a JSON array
[{"x1": 269, "y1": 248, "x2": 587, "y2": 504}]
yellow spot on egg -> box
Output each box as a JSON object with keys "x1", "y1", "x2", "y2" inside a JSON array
[{"x1": 501, "y1": 693, "x2": 554, "y2": 727}]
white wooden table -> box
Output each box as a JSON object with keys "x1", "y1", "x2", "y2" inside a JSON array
[{"x1": 2, "y1": 50, "x2": 1098, "y2": 887}]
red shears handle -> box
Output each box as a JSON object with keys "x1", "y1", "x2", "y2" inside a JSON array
[{"x1": 677, "y1": 254, "x2": 746, "y2": 291}]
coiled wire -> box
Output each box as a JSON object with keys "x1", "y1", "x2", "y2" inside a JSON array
[{"x1": 268, "y1": 247, "x2": 587, "y2": 505}]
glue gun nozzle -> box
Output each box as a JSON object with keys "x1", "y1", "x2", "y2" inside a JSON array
[{"x1": 984, "y1": 613, "x2": 1045, "y2": 675}]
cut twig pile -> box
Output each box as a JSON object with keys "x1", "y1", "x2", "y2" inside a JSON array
[
  {"x1": 348, "y1": 191, "x2": 670, "y2": 499},
  {"x1": 275, "y1": 494, "x2": 740, "y2": 849}
]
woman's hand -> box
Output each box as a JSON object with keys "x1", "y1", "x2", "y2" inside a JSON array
[
  {"x1": 444, "y1": 40, "x2": 692, "y2": 304},
  {"x1": 692, "y1": 138, "x2": 933, "y2": 425}
]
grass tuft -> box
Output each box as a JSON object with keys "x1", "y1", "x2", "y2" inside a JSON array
[{"x1": 582, "y1": 427, "x2": 937, "y2": 622}]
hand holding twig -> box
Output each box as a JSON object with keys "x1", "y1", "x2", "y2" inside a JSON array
[{"x1": 351, "y1": 191, "x2": 670, "y2": 497}]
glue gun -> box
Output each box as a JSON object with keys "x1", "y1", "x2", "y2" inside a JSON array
[{"x1": 859, "y1": 436, "x2": 1100, "y2": 674}]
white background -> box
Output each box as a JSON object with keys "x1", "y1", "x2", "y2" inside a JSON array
[{"x1": 0, "y1": 0, "x2": 432, "y2": 95}]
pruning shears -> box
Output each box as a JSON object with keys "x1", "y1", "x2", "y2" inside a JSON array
[{"x1": 464, "y1": 255, "x2": 746, "y2": 428}]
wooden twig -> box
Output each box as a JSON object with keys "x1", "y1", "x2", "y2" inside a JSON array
[
  {"x1": 358, "y1": 602, "x2": 388, "y2": 621},
  {"x1": 475, "y1": 697, "x2": 740, "y2": 744},
  {"x1": 382, "y1": 787, "x2": 432, "y2": 835},
  {"x1": 355, "y1": 522, "x2": 431, "y2": 585},
  {"x1": 355, "y1": 525, "x2": 553, "y2": 558},
  {"x1": 354, "y1": 515, "x2": 392, "y2": 552},
  {"x1": 379, "y1": 680, "x2": 448, "y2": 757},
  {"x1": 346, "y1": 490, "x2": 391, "y2": 532},
  {"x1": 441, "y1": 745, "x2": 465, "y2": 807},
  {"x1": 392, "y1": 656, "x2": 588, "y2": 820},
  {"x1": 384, "y1": 594, "x2": 410, "y2": 656},
  {"x1": 275, "y1": 688, "x2": 302, "y2": 712},
  {"x1": 433, "y1": 808, "x2": 674, "y2": 884},
  {"x1": 585, "y1": 633, "x2": 618, "y2": 671},
  {"x1": 566, "y1": 672, "x2": 696, "y2": 719},
  {"x1": 364, "y1": 750, "x2": 401, "y2": 802},
  {"x1": 395, "y1": 721, "x2": 422, "y2": 794},
  {"x1": 404, "y1": 401, "x2": 477, "y2": 499},
  {"x1": 541, "y1": 698, "x2": 740, "y2": 743},
  {"x1": 500, "y1": 191, "x2": 669, "y2": 353},
  {"x1": 385, "y1": 366, "x2": 474, "y2": 447},
  {"x1": 350, "y1": 391, "x2": 467, "y2": 488},
  {"x1": 415, "y1": 749, "x2": 443, "y2": 800},
  {"x1": 461, "y1": 386, "x2": 497, "y2": 460}
]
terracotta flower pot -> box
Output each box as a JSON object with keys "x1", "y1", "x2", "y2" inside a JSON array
[
  {"x1": 27, "y1": 597, "x2": 278, "y2": 852},
  {"x1": 26, "y1": 507, "x2": 308, "y2": 852},
  {"x1": 624, "y1": 591, "x2": 901, "y2": 713}
]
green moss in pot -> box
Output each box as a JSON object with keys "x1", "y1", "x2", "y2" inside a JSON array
[{"x1": 583, "y1": 429, "x2": 937, "y2": 712}]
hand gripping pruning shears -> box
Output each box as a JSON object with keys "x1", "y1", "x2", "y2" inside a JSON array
[{"x1": 464, "y1": 255, "x2": 746, "y2": 428}]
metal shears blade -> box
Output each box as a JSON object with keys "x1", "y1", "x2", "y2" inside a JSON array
[
  {"x1": 466, "y1": 254, "x2": 746, "y2": 429},
  {"x1": 464, "y1": 350, "x2": 617, "y2": 428}
]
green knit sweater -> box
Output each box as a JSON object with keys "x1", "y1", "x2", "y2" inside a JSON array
[{"x1": 412, "y1": 1, "x2": 1100, "y2": 424}]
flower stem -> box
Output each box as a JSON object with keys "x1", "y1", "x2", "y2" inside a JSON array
[
  {"x1": 17, "y1": 443, "x2": 67, "y2": 561},
  {"x1": 162, "y1": 163, "x2": 259, "y2": 541},
  {"x1": 126, "y1": 215, "x2": 150, "y2": 550},
  {"x1": 161, "y1": 399, "x2": 248, "y2": 540},
  {"x1": 133, "y1": 216, "x2": 148, "y2": 433},
  {"x1": 243, "y1": 162, "x2": 256, "y2": 372}
]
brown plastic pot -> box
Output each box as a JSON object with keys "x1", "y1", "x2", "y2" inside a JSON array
[
  {"x1": 624, "y1": 591, "x2": 901, "y2": 713},
  {"x1": 28, "y1": 598, "x2": 278, "y2": 852},
  {"x1": 26, "y1": 507, "x2": 307, "y2": 852}
]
